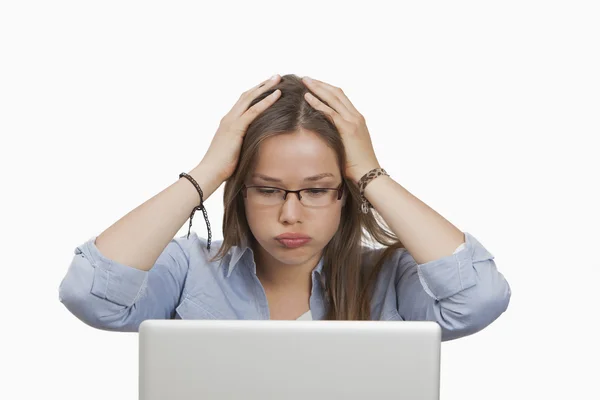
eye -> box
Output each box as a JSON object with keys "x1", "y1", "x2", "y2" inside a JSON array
[
  {"x1": 257, "y1": 188, "x2": 281, "y2": 196},
  {"x1": 305, "y1": 189, "x2": 328, "y2": 196}
]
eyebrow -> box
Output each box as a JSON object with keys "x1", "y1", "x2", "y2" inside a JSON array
[{"x1": 252, "y1": 172, "x2": 336, "y2": 183}]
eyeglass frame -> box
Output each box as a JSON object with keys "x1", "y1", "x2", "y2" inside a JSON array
[{"x1": 241, "y1": 181, "x2": 345, "y2": 206}]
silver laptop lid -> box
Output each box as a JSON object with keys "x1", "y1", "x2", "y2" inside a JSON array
[{"x1": 139, "y1": 320, "x2": 441, "y2": 400}]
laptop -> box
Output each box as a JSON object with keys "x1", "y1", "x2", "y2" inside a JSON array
[{"x1": 139, "y1": 320, "x2": 441, "y2": 400}]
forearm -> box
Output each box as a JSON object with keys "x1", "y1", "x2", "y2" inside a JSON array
[
  {"x1": 361, "y1": 174, "x2": 465, "y2": 265},
  {"x1": 95, "y1": 162, "x2": 223, "y2": 271}
]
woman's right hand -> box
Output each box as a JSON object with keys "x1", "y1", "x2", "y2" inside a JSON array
[{"x1": 200, "y1": 74, "x2": 282, "y2": 182}]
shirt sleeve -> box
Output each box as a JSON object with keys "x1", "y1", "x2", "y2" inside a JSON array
[
  {"x1": 395, "y1": 231, "x2": 511, "y2": 341},
  {"x1": 58, "y1": 233, "x2": 201, "y2": 332}
]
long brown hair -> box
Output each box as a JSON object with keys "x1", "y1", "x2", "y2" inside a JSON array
[{"x1": 208, "y1": 74, "x2": 405, "y2": 320}]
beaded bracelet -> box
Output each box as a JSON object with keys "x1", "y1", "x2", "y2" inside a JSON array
[
  {"x1": 357, "y1": 167, "x2": 389, "y2": 214},
  {"x1": 179, "y1": 172, "x2": 211, "y2": 250}
]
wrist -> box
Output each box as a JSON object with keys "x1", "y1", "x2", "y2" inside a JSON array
[
  {"x1": 349, "y1": 163, "x2": 382, "y2": 185},
  {"x1": 194, "y1": 162, "x2": 225, "y2": 185},
  {"x1": 184, "y1": 164, "x2": 224, "y2": 204}
]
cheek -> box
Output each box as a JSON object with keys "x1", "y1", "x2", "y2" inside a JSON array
[
  {"x1": 319, "y1": 208, "x2": 343, "y2": 237},
  {"x1": 244, "y1": 207, "x2": 274, "y2": 242},
  {"x1": 245, "y1": 216, "x2": 268, "y2": 246},
  {"x1": 244, "y1": 208, "x2": 262, "y2": 231}
]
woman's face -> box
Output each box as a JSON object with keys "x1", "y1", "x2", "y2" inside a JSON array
[{"x1": 243, "y1": 129, "x2": 346, "y2": 267}]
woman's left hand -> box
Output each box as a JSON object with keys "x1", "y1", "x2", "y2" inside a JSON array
[{"x1": 302, "y1": 76, "x2": 381, "y2": 183}]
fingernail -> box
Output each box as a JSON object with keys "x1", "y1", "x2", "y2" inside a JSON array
[
  {"x1": 303, "y1": 76, "x2": 312, "y2": 83},
  {"x1": 270, "y1": 74, "x2": 279, "y2": 80}
]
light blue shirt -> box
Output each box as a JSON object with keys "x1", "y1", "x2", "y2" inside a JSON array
[{"x1": 58, "y1": 230, "x2": 511, "y2": 341}]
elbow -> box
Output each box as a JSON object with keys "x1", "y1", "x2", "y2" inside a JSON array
[
  {"x1": 59, "y1": 282, "x2": 143, "y2": 332},
  {"x1": 58, "y1": 259, "x2": 143, "y2": 332},
  {"x1": 437, "y1": 274, "x2": 512, "y2": 341},
  {"x1": 58, "y1": 280, "x2": 97, "y2": 329},
  {"x1": 466, "y1": 277, "x2": 511, "y2": 330}
]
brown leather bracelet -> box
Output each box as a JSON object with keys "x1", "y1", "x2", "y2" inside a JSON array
[{"x1": 179, "y1": 172, "x2": 211, "y2": 250}]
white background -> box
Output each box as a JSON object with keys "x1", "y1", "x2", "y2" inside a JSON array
[{"x1": 1, "y1": 1, "x2": 598, "y2": 399}]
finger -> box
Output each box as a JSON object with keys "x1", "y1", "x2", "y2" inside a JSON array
[
  {"x1": 307, "y1": 77, "x2": 359, "y2": 114},
  {"x1": 239, "y1": 89, "x2": 281, "y2": 127},
  {"x1": 231, "y1": 75, "x2": 281, "y2": 117},
  {"x1": 304, "y1": 92, "x2": 345, "y2": 128},
  {"x1": 252, "y1": 74, "x2": 280, "y2": 92},
  {"x1": 303, "y1": 77, "x2": 359, "y2": 118}
]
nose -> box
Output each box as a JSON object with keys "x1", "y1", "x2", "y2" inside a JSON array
[{"x1": 279, "y1": 192, "x2": 303, "y2": 224}]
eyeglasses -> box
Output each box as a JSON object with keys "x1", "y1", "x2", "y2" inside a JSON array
[{"x1": 242, "y1": 182, "x2": 344, "y2": 207}]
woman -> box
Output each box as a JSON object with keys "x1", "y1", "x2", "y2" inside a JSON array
[{"x1": 58, "y1": 74, "x2": 511, "y2": 341}]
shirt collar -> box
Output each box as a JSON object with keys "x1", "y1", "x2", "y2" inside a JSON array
[
  {"x1": 226, "y1": 235, "x2": 254, "y2": 278},
  {"x1": 226, "y1": 235, "x2": 326, "y2": 278}
]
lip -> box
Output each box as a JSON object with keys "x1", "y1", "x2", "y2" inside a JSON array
[
  {"x1": 277, "y1": 238, "x2": 311, "y2": 248},
  {"x1": 275, "y1": 233, "x2": 311, "y2": 240}
]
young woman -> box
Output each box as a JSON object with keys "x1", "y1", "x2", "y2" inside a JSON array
[{"x1": 59, "y1": 74, "x2": 511, "y2": 341}]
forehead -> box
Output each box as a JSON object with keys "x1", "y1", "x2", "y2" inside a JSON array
[{"x1": 250, "y1": 130, "x2": 340, "y2": 184}]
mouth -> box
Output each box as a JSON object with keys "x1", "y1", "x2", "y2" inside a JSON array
[{"x1": 276, "y1": 238, "x2": 312, "y2": 248}]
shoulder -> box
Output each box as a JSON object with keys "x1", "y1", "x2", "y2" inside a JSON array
[
  {"x1": 174, "y1": 232, "x2": 233, "y2": 290},
  {"x1": 360, "y1": 244, "x2": 412, "y2": 280},
  {"x1": 173, "y1": 231, "x2": 231, "y2": 266}
]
